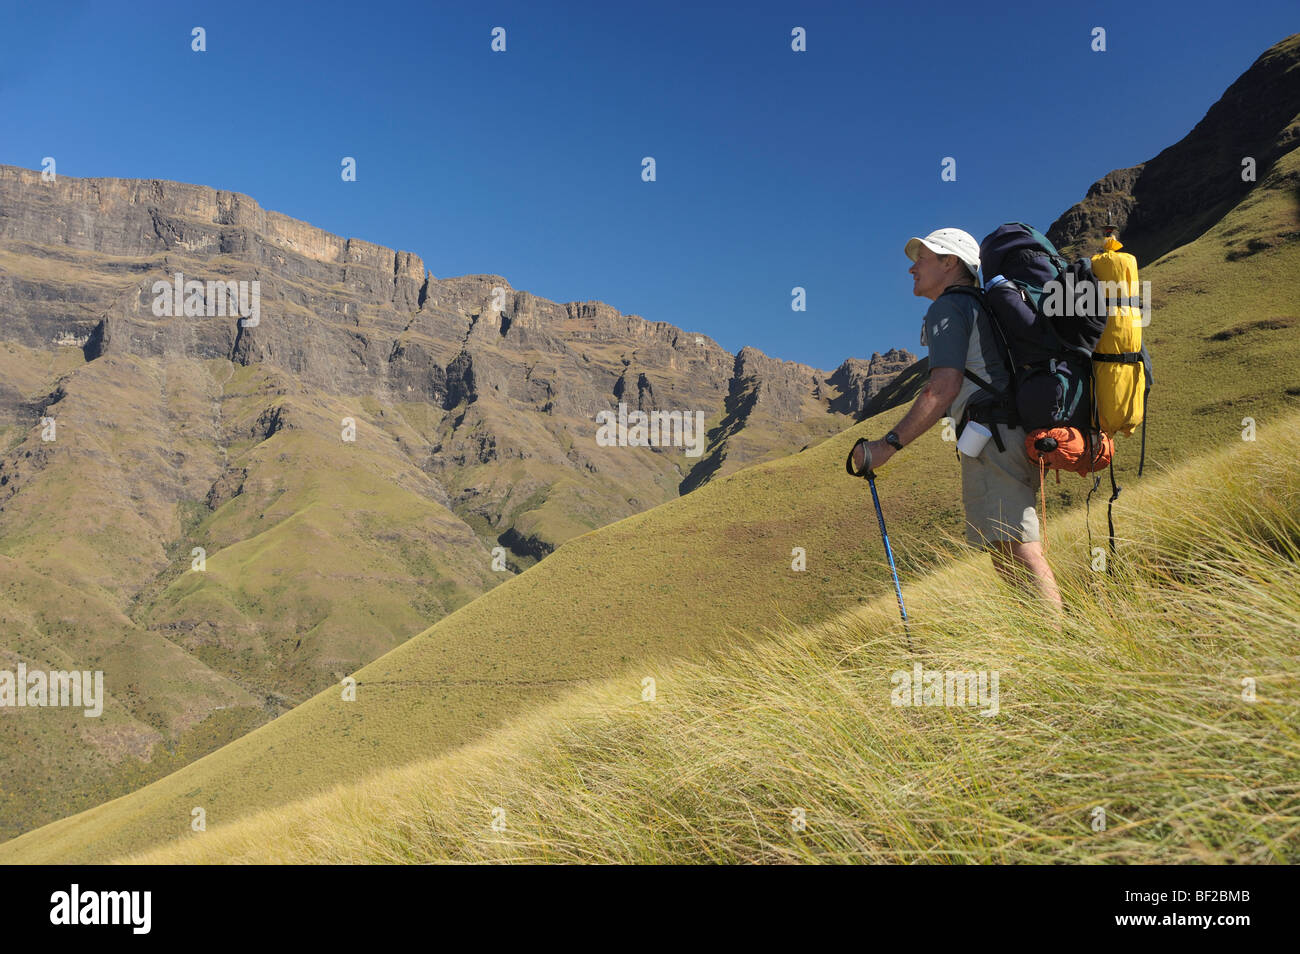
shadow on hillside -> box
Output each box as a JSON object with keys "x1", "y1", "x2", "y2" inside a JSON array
[{"x1": 854, "y1": 356, "x2": 930, "y2": 422}]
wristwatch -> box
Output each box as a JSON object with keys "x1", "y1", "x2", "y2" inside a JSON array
[{"x1": 885, "y1": 430, "x2": 904, "y2": 451}]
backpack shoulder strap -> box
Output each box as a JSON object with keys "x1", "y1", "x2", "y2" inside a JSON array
[
  {"x1": 943, "y1": 284, "x2": 984, "y2": 303},
  {"x1": 963, "y1": 368, "x2": 1000, "y2": 393},
  {"x1": 939, "y1": 285, "x2": 1018, "y2": 397}
]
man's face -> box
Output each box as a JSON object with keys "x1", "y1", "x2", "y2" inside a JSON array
[{"x1": 909, "y1": 245, "x2": 956, "y2": 301}]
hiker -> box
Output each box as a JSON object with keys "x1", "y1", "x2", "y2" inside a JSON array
[{"x1": 851, "y1": 228, "x2": 1063, "y2": 615}]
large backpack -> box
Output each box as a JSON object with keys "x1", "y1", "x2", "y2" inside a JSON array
[
  {"x1": 976, "y1": 223, "x2": 1113, "y2": 476},
  {"x1": 973, "y1": 222, "x2": 1155, "y2": 559}
]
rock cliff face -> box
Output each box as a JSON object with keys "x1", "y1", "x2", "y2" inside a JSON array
[
  {"x1": 828, "y1": 349, "x2": 915, "y2": 419},
  {"x1": 0, "y1": 164, "x2": 909, "y2": 491},
  {"x1": 1047, "y1": 34, "x2": 1300, "y2": 264}
]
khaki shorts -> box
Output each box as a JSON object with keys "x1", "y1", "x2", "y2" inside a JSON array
[{"x1": 960, "y1": 423, "x2": 1041, "y2": 547}]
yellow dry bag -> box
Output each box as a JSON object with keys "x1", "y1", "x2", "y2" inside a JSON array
[{"x1": 1090, "y1": 235, "x2": 1149, "y2": 437}]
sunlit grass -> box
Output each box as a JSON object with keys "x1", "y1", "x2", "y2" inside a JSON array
[{"x1": 128, "y1": 411, "x2": 1300, "y2": 864}]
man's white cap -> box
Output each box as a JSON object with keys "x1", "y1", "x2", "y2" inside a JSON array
[{"x1": 905, "y1": 228, "x2": 981, "y2": 282}]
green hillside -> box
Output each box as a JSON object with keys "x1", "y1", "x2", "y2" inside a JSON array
[
  {"x1": 2, "y1": 143, "x2": 1297, "y2": 861},
  {"x1": 0, "y1": 351, "x2": 501, "y2": 839},
  {"x1": 0, "y1": 392, "x2": 961, "y2": 862},
  {"x1": 125, "y1": 406, "x2": 1300, "y2": 864}
]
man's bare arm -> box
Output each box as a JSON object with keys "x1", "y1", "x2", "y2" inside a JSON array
[
  {"x1": 851, "y1": 366, "x2": 963, "y2": 473},
  {"x1": 889, "y1": 366, "x2": 963, "y2": 446}
]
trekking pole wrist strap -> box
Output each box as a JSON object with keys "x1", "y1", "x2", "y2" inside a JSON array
[{"x1": 846, "y1": 437, "x2": 874, "y2": 478}]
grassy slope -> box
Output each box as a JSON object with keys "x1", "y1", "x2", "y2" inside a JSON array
[
  {"x1": 0, "y1": 399, "x2": 961, "y2": 862},
  {"x1": 0, "y1": 349, "x2": 264, "y2": 838},
  {"x1": 127, "y1": 406, "x2": 1300, "y2": 864},
  {"x1": 0, "y1": 350, "x2": 501, "y2": 839},
  {"x1": 143, "y1": 364, "x2": 503, "y2": 701},
  {"x1": 2, "y1": 144, "x2": 1296, "y2": 864}
]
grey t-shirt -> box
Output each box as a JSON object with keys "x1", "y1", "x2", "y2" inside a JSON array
[{"x1": 920, "y1": 287, "x2": 1011, "y2": 425}]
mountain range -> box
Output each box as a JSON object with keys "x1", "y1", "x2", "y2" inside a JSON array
[{"x1": 0, "y1": 154, "x2": 910, "y2": 838}]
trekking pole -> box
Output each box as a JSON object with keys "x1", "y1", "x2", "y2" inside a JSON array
[{"x1": 846, "y1": 438, "x2": 912, "y2": 650}]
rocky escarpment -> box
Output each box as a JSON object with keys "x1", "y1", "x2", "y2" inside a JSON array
[
  {"x1": 828, "y1": 348, "x2": 915, "y2": 419},
  {"x1": 1047, "y1": 33, "x2": 1300, "y2": 264},
  {"x1": 0, "y1": 164, "x2": 913, "y2": 551}
]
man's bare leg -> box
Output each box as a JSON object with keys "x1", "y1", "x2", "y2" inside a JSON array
[{"x1": 991, "y1": 540, "x2": 1063, "y2": 622}]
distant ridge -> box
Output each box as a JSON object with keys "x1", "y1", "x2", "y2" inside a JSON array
[{"x1": 1048, "y1": 33, "x2": 1300, "y2": 264}]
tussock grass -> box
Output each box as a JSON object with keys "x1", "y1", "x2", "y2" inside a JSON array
[{"x1": 129, "y1": 413, "x2": 1300, "y2": 864}]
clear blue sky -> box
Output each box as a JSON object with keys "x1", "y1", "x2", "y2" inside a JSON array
[{"x1": 1, "y1": 1, "x2": 1294, "y2": 371}]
